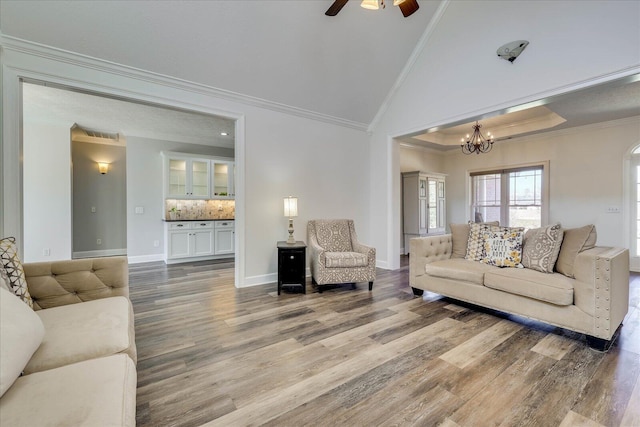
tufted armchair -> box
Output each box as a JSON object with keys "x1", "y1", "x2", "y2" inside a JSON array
[{"x1": 307, "y1": 219, "x2": 376, "y2": 292}]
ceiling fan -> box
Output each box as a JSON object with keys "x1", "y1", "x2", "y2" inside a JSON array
[{"x1": 325, "y1": 0, "x2": 420, "y2": 18}]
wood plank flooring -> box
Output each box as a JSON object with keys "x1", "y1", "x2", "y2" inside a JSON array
[{"x1": 130, "y1": 257, "x2": 640, "y2": 427}]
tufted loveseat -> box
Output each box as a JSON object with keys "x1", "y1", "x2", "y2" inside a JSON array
[
  {"x1": 1, "y1": 256, "x2": 137, "y2": 426},
  {"x1": 409, "y1": 232, "x2": 629, "y2": 351}
]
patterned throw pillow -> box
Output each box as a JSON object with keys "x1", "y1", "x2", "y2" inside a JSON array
[
  {"x1": 0, "y1": 237, "x2": 34, "y2": 309},
  {"x1": 522, "y1": 224, "x2": 564, "y2": 273},
  {"x1": 481, "y1": 228, "x2": 524, "y2": 268},
  {"x1": 465, "y1": 223, "x2": 494, "y2": 261}
]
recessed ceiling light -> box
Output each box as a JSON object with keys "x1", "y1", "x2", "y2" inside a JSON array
[{"x1": 220, "y1": 132, "x2": 228, "y2": 136}]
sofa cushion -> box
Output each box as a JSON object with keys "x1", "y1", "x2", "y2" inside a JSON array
[
  {"x1": 325, "y1": 252, "x2": 368, "y2": 268},
  {"x1": 0, "y1": 288, "x2": 45, "y2": 397},
  {"x1": 556, "y1": 225, "x2": 597, "y2": 278},
  {"x1": 425, "y1": 259, "x2": 497, "y2": 285},
  {"x1": 522, "y1": 223, "x2": 564, "y2": 273},
  {"x1": 24, "y1": 296, "x2": 136, "y2": 374},
  {"x1": 0, "y1": 237, "x2": 33, "y2": 308},
  {"x1": 314, "y1": 220, "x2": 352, "y2": 252},
  {"x1": 0, "y1": 354, "x2": 137, "y2": 427},
  {"x1": 481, "y1": 228, "x2": 524, "y2": 268},
  {"x1": 484, "y1": 268, "x2": 574, "y2": 306}
]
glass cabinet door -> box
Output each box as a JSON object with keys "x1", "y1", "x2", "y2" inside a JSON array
[
  {"x1": 190, "y1": 160, "x2": 210, "y2": 197},
  {"x1": 169, "y1": 159, "x2": 187, "y2": 196},
  {"x1": 212, "y1": 162, "x2": 234, "y2": 197},
  {"x1": 428, "y1": 179, "x2": 438, "y2": 230}
]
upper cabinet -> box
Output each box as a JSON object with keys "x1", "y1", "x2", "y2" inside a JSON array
[
  {"x1": 212, "y1": 161, "x2": 235, "y2": 198},
  {"x1": 163, "y1": 152, "x2": 234, "y2": 200}
]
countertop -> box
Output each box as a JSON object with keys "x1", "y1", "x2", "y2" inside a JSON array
[{"x1": 163, "y1": 218, "x2": 234, "y2": 222}]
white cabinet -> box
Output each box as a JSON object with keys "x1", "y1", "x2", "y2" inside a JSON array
[
  {"x1": 166, "y1": 222, "x2": 214, "y2": 261},
  {"x1": 402, "y1": 171, "x2": 446, "y2": 254},
  {"x1": 212, "y1": 161, "x2": 235, "y2": 198},
  {"x1": 165, "y1": 220, "x2": 234, "y2": 264},
  {"x1": 166, "y1": 157, "x2": 211, "y2": 199},
  {"x1": 163, "y1": 152, "x2": 234, "y2": 200},
  {"x1": 214, "y1": 220, "x2": 235, "y2": 255}
]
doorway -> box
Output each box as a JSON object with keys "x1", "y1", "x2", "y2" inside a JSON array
[
  {"x1": 21, "y1": 80, "x2": 237, "y2": 268},
  {"x1": 71, "y1": 127, "x2": 127, "y2": 258}
]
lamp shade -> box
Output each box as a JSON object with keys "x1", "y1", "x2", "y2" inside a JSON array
[
  {"x1": 361, "y1": 0, "x2": 379, "y2": 10},
  {"x1": 98, "y1": 162, "x2": 109, "y2": 174},
  {"x1": 283, "y1": 196, "x2": 298, "y2": 218}
]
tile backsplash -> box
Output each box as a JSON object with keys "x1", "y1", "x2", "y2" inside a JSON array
[{"x1": 165, "y1": 199, "x2": 235, "y2": 220}]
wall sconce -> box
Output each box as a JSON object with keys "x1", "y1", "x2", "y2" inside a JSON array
[
  {"x1": 98, "y1": 162, "x2": 110, "y2": 175},
  {"x1": 283, "y1": 196, "x2": 298, "y2": 244}
]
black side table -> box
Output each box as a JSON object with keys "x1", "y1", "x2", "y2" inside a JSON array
[{"x1": 277, "y1": 241, "x2": 306, "y2": 295}]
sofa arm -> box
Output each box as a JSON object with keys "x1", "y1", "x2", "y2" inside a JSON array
[
  {"x1": 409, "y1": 235, "x2": 453, "y2": 286},
  {"x1": 574, "y1": 246, "x2": 629, "y2": 340},
  {"x1": 23, "y1": 256, "x2": 129, "y2": 310}
]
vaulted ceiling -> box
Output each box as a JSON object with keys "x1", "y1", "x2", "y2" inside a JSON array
[
  {"x1": 3, "y1": 0, "x2": 639, "y2": 146},
  {"x1": 0, "y1": 0, "x2": 442, "y2": 127}
]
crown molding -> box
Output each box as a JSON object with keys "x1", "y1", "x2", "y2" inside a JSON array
[
  {"x1": 0, "y1": 35, "x2": 368, "y2": 132},
  {"x1": 367, "y1": 0, "x2": 451, "y2": 133}
]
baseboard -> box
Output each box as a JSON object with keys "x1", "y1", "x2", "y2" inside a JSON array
[
  {"x1": 241, "y1": 268, "x2": 311, "y2": 288},
  {"x1": 73, "y1": 249, "x2": 127, "y2": 259},
  {"x1": 128, "y1": 254, "x2": 165, "y2": 264}
]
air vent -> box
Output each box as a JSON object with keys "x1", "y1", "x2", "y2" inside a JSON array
[{"x1": 84, "y1": 130, "x2": 119, "y2": 141}]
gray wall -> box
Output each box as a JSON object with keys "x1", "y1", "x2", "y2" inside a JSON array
[{"x1": 72, "y1": 141, "x2": 127, "y2": 255}]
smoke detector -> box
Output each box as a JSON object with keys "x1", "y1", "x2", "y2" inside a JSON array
[{"x1": 497, "y1": 40, "x2": 529, "y2": 63}]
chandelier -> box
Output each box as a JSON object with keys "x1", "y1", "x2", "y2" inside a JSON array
[{"x1": 461, "y1": 121, "x2": 494, "y2": 155}]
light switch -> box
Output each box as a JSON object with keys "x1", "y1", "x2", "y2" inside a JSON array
[
  {"x1": 91, "y1": 206, "x2": 96, "y2": 213},
  {"x1": 135, "y1": 206, "x2": 144, "y2": 214}
]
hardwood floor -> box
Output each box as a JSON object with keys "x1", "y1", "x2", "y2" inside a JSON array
[{"x1": 130, "y1": 257, "x2": 640, "y2": 427}]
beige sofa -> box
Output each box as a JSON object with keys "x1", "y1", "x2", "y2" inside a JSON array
[
  {"x1": 409, "y1": 229, "x2": 630, "y2": 351},
  {"x1": 0, "y1": 256, "x2": 137, "y2": 426}
]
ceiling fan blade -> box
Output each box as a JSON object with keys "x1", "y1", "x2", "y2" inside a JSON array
[
  {"x1": 398, "y1": 0, "x2": 419, "y2": 17},
  {"x1": 325, "y1": 0, "x2": 349, "y2": 16}
]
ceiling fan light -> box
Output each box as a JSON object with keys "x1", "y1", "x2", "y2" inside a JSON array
[
  {"x1": 393, "y1": 0, "x2": 406, "y2": 5},
  {"x1": 361, "y1": 0, "x2": 379, "y2": 10}
]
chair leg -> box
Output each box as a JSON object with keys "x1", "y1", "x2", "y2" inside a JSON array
[{"x1": 369, "y1": 281, "x2": 373, "y2": 291}]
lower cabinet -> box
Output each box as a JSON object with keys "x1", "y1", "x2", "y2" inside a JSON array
[
  {"x1": 165, "y1": 220, "x2": 234, "y2": 264},
  {"x1": 214, "y1": 221, "x2": 235, "y2": 255}
]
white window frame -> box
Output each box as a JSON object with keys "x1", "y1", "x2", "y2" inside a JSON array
[{"x1": 468, "y1": 161, "x2": 550, "y2": 227}]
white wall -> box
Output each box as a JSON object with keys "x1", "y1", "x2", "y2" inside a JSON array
[
  {"x1": 23, "y1": 121, "x2": 74, "y2": 262},
  {"x1": 370, "y1": 0, "x2": 640, "y2": 269},
  {"x1": 443, "y1": 118, "x2": 640, "y2": 248},
  {"x1": 1, "y1": 41, "x2": 371, "y2": 286},
  {"x1": 243, "y1": 108, "x2": 370, "y2": 283},
  {"x1": 399, "y1": 144, "x2": 444, "y2": 174}
]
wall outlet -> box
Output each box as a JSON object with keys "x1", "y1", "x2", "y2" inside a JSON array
[
  {"x1": 97, "y1": 238, "x2": 102, "y2": 245},
  {"x1": 91, "y1": 206, "x2": 97, "y2": 213},
  {"x1": 153, "y1": 240, "x2": 160, "y2": 247},
  {"x1": 135, "y1": 206, "x2": 144, "y2": 214},
  {"x1": 43, "y1": 248, "x2": 50, "y2": 256},
  {"x1": 606, "y1": 206, "x2": 621, "y2": 213}
]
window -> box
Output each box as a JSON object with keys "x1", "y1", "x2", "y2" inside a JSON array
[{"x1": 471, "y1": 165, "x2": 545, "y2": 229}]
